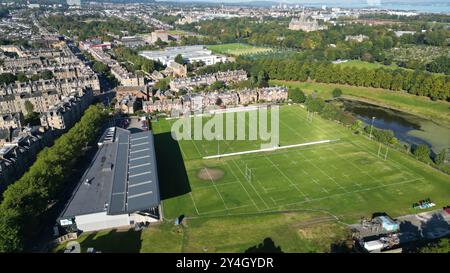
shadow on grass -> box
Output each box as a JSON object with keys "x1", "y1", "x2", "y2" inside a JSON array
[
  {"x1": 401, "y1": 213, "x2": 450, "y2": 253},
  {"x1": 245, "y1": 238, "x2": 283, "y2": 253},
  {"x1": 154, "y1": 132, "x2": 191, "y2": 200},
  {"x1": 80, "y1": 229, "x2": 142, "y2": 253}
]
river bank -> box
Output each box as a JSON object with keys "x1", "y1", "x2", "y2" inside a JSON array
[{"x1": 271, "y1": 80, "x2": 450, "y2": 128}]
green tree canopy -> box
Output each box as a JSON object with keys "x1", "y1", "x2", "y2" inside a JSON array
[
  {"x1": 24, "y1": 101, "x2": 34, "y2": 115},
  {"x1": 305, "y1": 95, "x2": 326, "y2": 113},
  {"x1": 288, "y1": 87, "x2": 306, "y2": 103},
  {"x1": 434, "y1": 148, "x2": 447, "y2": 165},
  {"x1": 332, "y1": 88, "x2": 343, "y2": 98},
  {"x1": 413, "y1": 144, "x2": 431, "y2": 163},
  {"x1": 174, "y1": 54, "x2": 185, "y2": 65}
]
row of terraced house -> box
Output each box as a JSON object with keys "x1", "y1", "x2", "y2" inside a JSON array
[
  {"x1": 0, "y1": 42, "x2": 99, "y2": 192},
  {"x1": 143, "y1": 87, "x2": 288, "y2": 114}
]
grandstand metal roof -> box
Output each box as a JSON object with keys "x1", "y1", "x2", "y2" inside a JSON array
[{"x1": 60, "y1": 127, "x2": 160, "y2": 219}]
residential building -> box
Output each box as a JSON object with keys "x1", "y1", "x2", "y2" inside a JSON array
[
  {"x1": 110, "y1": 65, "x2": 145, "y2": 87},
  {"x1": 169, "y1": 70, "x2": 247, "y2": 91}
]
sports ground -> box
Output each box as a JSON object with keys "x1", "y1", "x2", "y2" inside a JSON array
[
  {"x1": 206, "y1": 43, "x2": 273, "y2": 56},
  {"x1": 54, "y1": 105, "x2": 450, "y2": 253},
  {"x1": 152, "y1": 105, "x2": 450, "y2": 224}
]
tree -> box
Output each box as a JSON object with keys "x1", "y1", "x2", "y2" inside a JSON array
[
  {"x1": 92, "y1": 61, "x2": 109, "y2": 74},
  {"x1": 154, "y1": 78, "x2": 170, "y2": 92},
  {"x1": 0, "y1": 73, "x2": 17, "y2": 85},
  {"x1": 17, "y1": 72, "x2": 28, "y2": 83},
  {"x1": 0, "y1": 209, "x2": 23, "y2": 252},
  {"x1": 209, "y1": 80, "x2": 226, "y2": 91},
  {"x1": 30, "y1": 74, "x2": 40, "y2": 81},
  {"x1": 420, "y1": 238, "x2": 450, "y2": 253},
  {"x1": 155, "y1": 38, "x2": 168, "y2": 47},
  {"x1": 413, "y1": 144, "x2": 431, "y2": 163},
  {"x1": 24, "y1": 101, "x2": 34, "y2": 115},
  {"x1": 174, "y1": 54, "x2": 185, "y2": 65},
  {"x1": 305, "y1": 96, "x2": 325, "y2": 113},
  {"x1": 40, "y1": 70, "x2": 53, "y2": 80},
  {"x1": 351, "y1": 120, "x2": 363, "y2": 132},
  {"x1": 427, "y1": 56, "x2": 450, "y2": 74},
  {"x1": 434, "y1": 148, "x2": 447, "y2": 165},
  {"x1": 24, "y1": 112, "x2": 40, "y2": 126},
  {"x1": 389, "y1": 137, "x2": 398, "y2": 146},
  {"x1": 256, "y1": 70, "x2": 269, "y2": 88},
  {"x1": 332, "y1": 88, "x2": 343, "y2": 98},
  {"x1": 288, "y1": 87, "x2": 306, "y2": 103}
]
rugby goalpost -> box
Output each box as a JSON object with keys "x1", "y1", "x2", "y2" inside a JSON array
[{"x1": 377, "y1": 143, "x2": 389, "y2": 160}]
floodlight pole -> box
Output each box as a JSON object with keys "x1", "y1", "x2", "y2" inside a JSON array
[{"x1": 369, "y1": 117, "x2": 376, "y2": 139}]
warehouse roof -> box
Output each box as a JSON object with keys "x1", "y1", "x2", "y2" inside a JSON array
[{"x1": 60, "y1": 127, "x2": 160, "y2": 219}]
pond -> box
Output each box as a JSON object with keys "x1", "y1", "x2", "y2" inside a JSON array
[{"x1": 340, "y1": 99, "x2": 450, "y2": 157}]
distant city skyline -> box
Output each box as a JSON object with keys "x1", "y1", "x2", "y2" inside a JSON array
[{"x1": 158, "y1": 0, "x2": 450, "y2": 13}]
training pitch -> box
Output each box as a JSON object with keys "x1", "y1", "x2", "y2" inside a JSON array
[
  {"x1": 152, "y1": 105, "x2": 450, "y2": 223},
  {"x1": 206, "y1": 43, "x2": 273, "y2": 56}
]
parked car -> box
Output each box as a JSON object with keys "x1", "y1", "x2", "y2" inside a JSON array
[{"x1": 444, "y1": 206, "x2": 450, "y2": 214}]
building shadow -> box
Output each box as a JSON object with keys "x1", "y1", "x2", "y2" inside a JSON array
[
  {"x1": 244, "y1": 237, "x2": 283, "y2": 253},
  {"x1": 128, "y1": 128, "x2": 143, "y2": 134},
  {"x1": 62, "y1": 229, "x2": 142, "y2": 253},
  {"x1": 330, "y1": 238, "x2": 356, "y2": 253},
  {"x1": 154, "y1": 132, "x2": 191, "y2": 200}
]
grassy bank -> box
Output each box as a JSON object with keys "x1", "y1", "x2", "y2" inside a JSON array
[{"x1": 271, "y1": 80, "x2": 450, "y2": 127}]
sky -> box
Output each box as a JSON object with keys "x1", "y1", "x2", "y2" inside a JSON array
[{"x1": 160, "y1": 0, "x2": 447, "y2": 3}]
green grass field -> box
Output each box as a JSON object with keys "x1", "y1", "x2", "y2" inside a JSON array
[
  {"x1": 335, "y1": 60, "x2": 400, "y2": 70},
  {"x1": 55, "y1": 105, "x2": 450, "y2": 253},
  {"x1": 207, "y1": 43, "x2": 273, "y2": 56},
  {"x1": 154, "y1": 106, "x2": 449, "y2": 224},
  {"x1": 271, "y1": 80, "x2": 450, "y2": 126}
]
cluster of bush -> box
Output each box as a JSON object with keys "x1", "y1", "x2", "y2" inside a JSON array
[{"x1": 0, "y1": 70, "x2": 54, "y2": 85}]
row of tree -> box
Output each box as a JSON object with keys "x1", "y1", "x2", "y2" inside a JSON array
[
  {"x1": 201, "y1": 57, "x2": 449, "y2": 101},
  {"x1": 0, "y1": 70, "x2": 54, "y2": 85},
  {"x1": 0, "y1": 104, "x2": 107, "y2": 252},
  {"x1": 253, "y1": 59, "x2": 450, "y2": 101},
  {"x1": 112, "y1": 46, "x2": 164, "y2": 74},
  {"x1": 45, "y1": 15, "x2": 151, "y2": 41}
]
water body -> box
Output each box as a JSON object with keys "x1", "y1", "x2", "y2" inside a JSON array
[
  {"x1": 302, "y1": 2, "x2": 450, "y2": 14},
  {"x1": 340, "y1": 99, "x2": 450, "y2": 156}
]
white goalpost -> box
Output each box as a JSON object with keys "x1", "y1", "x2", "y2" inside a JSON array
[{"x1": 377, "y1": 143, "x2": 389, "y2": 160}]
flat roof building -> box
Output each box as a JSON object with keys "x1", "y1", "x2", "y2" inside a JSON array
[
  {"x1": 139, "y1": 45, "x2": 227, "y2": 66},
  {"x1": 58, "y1": 126, "x2": 161, "y2": 232}
]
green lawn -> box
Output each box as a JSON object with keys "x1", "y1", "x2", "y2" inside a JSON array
[
  {"x1": 271, "y1": 80, "x2": 450, "y2": 126},
  {"x1": 207, "y1": 43, "x2": 273, "y2": 56},
  {"x1": 335, "y1": 60, "x2": 400, "y2": 70},
  {"x1": 55, "y1": 105, "x2": 450, "y2": 253}
]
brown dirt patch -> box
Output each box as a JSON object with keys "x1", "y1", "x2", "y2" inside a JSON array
[{"x1": 197, "y1": 168, "x2": 225, "y2": 181}]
